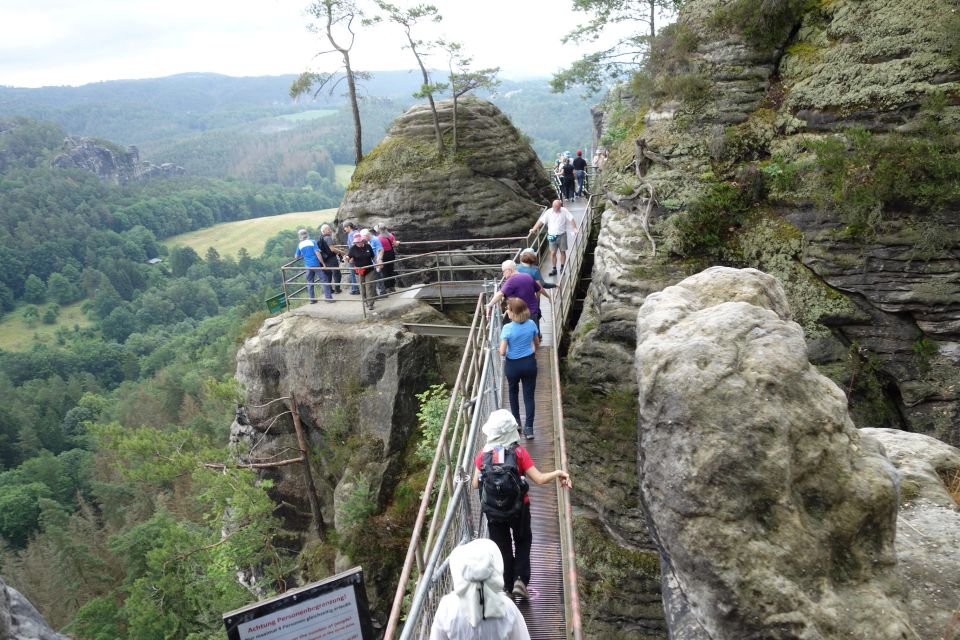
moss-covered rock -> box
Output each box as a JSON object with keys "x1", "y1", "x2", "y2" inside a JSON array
[{"x1": 336, "y1": 98, "x2": 555, "y2": 241}]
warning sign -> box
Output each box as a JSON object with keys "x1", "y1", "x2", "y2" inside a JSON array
[{"x1": 223, "y1": 568, "x2": 374, "y2": 640}]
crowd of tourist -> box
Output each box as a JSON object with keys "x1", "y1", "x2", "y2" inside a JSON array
[{"x1": 294, "y1": 221, "x2": 399, "y2": 309}]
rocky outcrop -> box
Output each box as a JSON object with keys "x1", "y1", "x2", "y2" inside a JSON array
[
  {"x1": 51, "y1": 136, "x2": 184, "y2": 184},
  {"x1": 861, "y1": 428, "x2": 960, "y2": 640},
  {"x1": 336, "y1": 98, "x2": 555, "y2": 241},
  {"x1": 231, "y1": 302, "x2": 445, "y2": 619},
  {"x1": 571, "y1": 0, "x2": 960, "y2": 444},
  {"x1": 0, "y1": 576, "x2": 69, "y2": 640},
  {"x1": 635, "y1": 266, "x2": 917, "y2": 639}
]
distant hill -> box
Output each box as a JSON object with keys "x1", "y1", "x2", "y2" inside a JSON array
[{"x1": 0, "y1": 72, "x2": 599, "y2": 162}]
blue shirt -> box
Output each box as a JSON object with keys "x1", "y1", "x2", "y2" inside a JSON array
[
  {"x1": 369, "y1": 236, "x2": 383, "y2": 260},
  {"x1": 500, "y1": 319, "x2": 538, "y2": 359},
  {"x1": 517, "y1": 264, "x2": 544, "y2": 285},
  {"x1": 296, "y1": 239, "x2": 321, "y2": 267}
]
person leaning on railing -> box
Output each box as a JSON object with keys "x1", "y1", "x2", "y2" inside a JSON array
[{"x1": 295, "y1": 228, "x2": 323, "y2": 304}]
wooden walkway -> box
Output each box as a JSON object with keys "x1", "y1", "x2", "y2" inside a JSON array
[{"x1": 500, "y1": 197, "x2": 586, "y2": 639}]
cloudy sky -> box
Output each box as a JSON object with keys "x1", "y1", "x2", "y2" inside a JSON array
[{"x1": 0, "y1": 0, "x2": 597, "y2": 88}]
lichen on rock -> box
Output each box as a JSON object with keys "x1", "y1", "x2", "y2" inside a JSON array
[{"x1": 635, "y1": 266, "x2": 917, "y2": 639}]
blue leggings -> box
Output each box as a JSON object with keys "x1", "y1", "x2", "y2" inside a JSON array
[{"x1": 505, "y1": 354, "x2": 537, "y2": 434}]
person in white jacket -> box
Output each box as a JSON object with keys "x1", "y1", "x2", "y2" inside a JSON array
[{"x1": 429, "y1": 538, "x2": 530, "y2": 640}]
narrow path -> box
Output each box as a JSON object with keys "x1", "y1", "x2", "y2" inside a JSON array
[{"x1": 503, "y1": 196, "x2": 587, "y2": 639}]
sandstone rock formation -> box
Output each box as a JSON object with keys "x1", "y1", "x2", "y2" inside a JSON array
[
  {"x1": 861, "y1": 428, "x2": 960, "y2": 640},
  {"x1": 336, "y1": 98, "x2": 555, "y2": 242},
  {"x1": 51, "y1": 136, "x2": 185, "y2": 184},
  {"x1": 635, "y1": 266, "x2": 916, "y2": 639},
  {"x1": 571, "y1": 0, "x2": 960, "y2": 445},
  {"x1": 0, "y1": 576, "x2": 69, "y2": 640},
  {"x1": 231, "y1": 302, "x2": 445, "y2": 618}
]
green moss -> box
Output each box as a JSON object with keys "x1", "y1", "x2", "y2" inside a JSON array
[
  {"x1": 807, "y1": 127, "x2": 960, "y2": 236},
  {"x1": 565, "y1": 383, "x2": 638, "y2": 440},
  {"x1": 816, "y1": 343, "x2": 901, "y2": 428},
  {"x1": 573, "y1": 515, "x2": 662, "y2": 638},
  {"x1": 785, "y1": 42, "x2": 822, "y2": 61},
  {"x1": 348, "y1": 136, "x2": 449, "y2": 191},
  {"x1": 710, "y1": 0, "x2": 812, "y2": 49},
  {"x1": 737, "y1": 214, "x2": 860, "y2": 338},
  {"x1": 660, "y1": 178, "x2": 760, "y2": 258}
]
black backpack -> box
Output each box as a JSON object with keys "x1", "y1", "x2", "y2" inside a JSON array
[{"x1": 480, "y1": 445, "x2": 526, "y2": 522}]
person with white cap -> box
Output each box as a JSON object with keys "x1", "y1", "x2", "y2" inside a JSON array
[
  {"x1": 346, "y1": 230, "x2": 377, "y2": 310},
  {"x1": 471, "y1": 409, "x2": 572, "y2": 601},
  {"x1": 429, "y1": 538, "x2": 530, "y2": 640}
]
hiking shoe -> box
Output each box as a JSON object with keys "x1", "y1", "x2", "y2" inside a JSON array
[
  {"x1": 350, "y1": 291, "x2": 360, "y2": 295},
  {"x1": 548, "y1": 268, "x2": 557, "y2": 276},
  {"x1": 512, "y1": 579, "x2": 528, "y2": 599},
  {"x1": 324, "y1": 299, "x2": 334, "y2": 304},
  {"x1": 525, "y1": 433, "x2": 535, "y2": 440}
]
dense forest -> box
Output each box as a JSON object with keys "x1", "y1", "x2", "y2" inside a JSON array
[{"x1": 0, "y1": 115, "x2": 344, "y2": 638}]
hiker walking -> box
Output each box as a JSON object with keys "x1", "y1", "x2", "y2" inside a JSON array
[
  {"x1": 472, "y1": 410, "x2": 572, "y2": 601},
  {"x1": 501, "y1": 298, "x2": 539, "y2": 440},
  {"x1": 429, "y1": 538, "x2": 530, "y2": 640}
]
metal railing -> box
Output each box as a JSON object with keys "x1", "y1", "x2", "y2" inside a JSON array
[
  {"x1": 279, "y1": 245, "x2": 525, "y2": 318},
  {"x1": 384, "y1": 196, "x2": 597, "y2": 639}
]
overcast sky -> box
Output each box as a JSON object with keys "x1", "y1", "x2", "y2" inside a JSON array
[{"x1": 0, "y1": 0, "x2": 597, "y2": 88}]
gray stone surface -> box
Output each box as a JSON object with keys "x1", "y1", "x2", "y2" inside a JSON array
[
  {"x1": 573, "y1": 0, "x2": 960, "y2": 444},
  {"x1": 51, "y1": 136, "x2": 184, "y2": 184},
  {"x1": 0, "y1": 576, "x2": 69, "y2": 640},
  {"x1": 861, "y1": 428, "x2": 960, "y2": 639},
  {"x1": 635, "y1": 266, "x2": 917, "y2": 639},
  {"x1": 231, "y1": 303, "x2": 443, "y2": 612},
  {"x1": 336, "y1": 97, "x2": 555, "y2": 242}
]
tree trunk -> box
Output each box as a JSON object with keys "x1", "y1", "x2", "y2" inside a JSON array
[
  {"x1": 289, "y1": 393, "x2": 326, "y2": 539},
  {"x1": 451, "y1": 92, "x2": 459, "y2": 154},
  {"x1": 410, "y1": 42, "x2": 444, "y2": 155},
  {"x1": 343, "y1": 56, "x2": 363, "y2": 165},
  {"x1": 649, "y1": 0, "x2": 656, "y2": 39}
]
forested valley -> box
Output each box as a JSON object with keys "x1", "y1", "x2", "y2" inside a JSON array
[
  {"x1": 0, "y1": 70, "x2": 595, "y2": 638},
  {"x1": 0, "y1": 114, "x2": 339, "y2": 638}
]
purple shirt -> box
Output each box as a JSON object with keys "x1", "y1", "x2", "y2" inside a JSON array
[{"x1": 501, "y1": 272, "x2": 540, "y2": 316}]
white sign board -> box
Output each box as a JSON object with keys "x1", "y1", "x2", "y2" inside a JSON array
[{"x1": 224, "y1": 567, "x2": 373, "y2": 640}]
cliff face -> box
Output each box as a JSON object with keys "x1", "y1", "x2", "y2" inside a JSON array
[
  {"x1": 0, "y1": 575, "x2": 68, "y2": 640},
  {"x1": 51, "y1": 136, "x2": 184, "y2": 184},
  {"x1": 566, "y1": 0, "x2": 959, "y2": 634},
  {"x1": 634, "y1": 266, "x2": 960, "y2": 638},
  {"x1": 230, "y1": 303, "x2": 446, "y2": 621},
  {"x1": 336, "y1": 98, "x2": 555, "y2": 241},
  {"x1": 572, "y1": 0, "x2": 960, "y2": 445}
]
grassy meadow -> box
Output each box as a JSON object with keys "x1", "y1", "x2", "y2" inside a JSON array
[
  {"x1": 0, "y1": 301, "x2": 94, "y2": 351},
  {"x1": 335, "y1": 164, "x2": 354, "y2": 188},
  {"x1": 163, "y1": 208, "x2": 339, "y2": 258}
]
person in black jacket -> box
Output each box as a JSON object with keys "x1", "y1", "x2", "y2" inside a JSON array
[
  {"x1": 573, "y1": 150, "x2": 588, "y2": 197},
  {"x1": 346, "y1": 232, "x2": 377, "y2": 310},
  {"x1": 317, "y1": 224, "x2": 342, "y2": 300}
]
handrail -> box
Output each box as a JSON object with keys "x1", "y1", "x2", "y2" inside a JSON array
[
  {"x1": 549, "y1": 195, "x2": 594, "y2": 640},
  {"x1": 384, "y1": 284, "x2": 505, "y2": 639},
  {"x1": 385, "y1": 198, "x2": 592, "y2": 639},
  {"x1": 279, "y1": 246, "x2": 523, "y2": 317}
]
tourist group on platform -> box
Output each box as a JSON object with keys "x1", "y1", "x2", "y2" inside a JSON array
[{"x1": 294, "y1": 221, "x2": 398, "y2": 310}]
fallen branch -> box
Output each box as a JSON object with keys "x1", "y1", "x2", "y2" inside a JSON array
[{"x1": 203, "y1": 456, "x2": 305, "y2": 471}]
